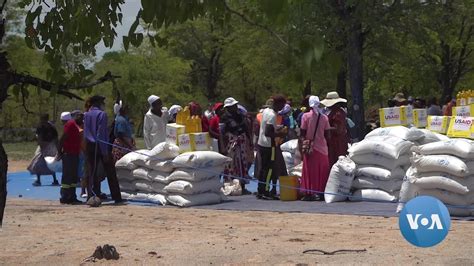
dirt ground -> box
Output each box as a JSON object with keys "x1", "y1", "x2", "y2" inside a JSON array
[
  {"x1": 7, "y1": 160, "x2": 29, "y2": 172},
  {"x1": 0, "y1": 199, "x2": 473, "y2": 265}
]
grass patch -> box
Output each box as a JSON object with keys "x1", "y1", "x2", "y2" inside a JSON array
[{"x1": 3, "y1": 141, "x2": 37, "y2": 161}]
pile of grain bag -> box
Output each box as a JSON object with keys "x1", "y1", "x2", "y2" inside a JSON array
[
  {"x1": 280, "y1": 139, "x2": 302, "y2": 172},
  {"x1": 398, "y1": 139, "x2": 474, "y2": 216},
  {"x1": 115, "y1": 143, "x2": 180, "y2": 204},
  {"x1": 115, "y1": 143, "x2": 229, "y2": 207},
  {"x1": 324, "y1": 156, "x2": 357, "y2": 203},
  {"x1": 165, "y1": 151, "x2": 230, "y2": 207},
  {"x1": 348, "y1": 126, "x2": 424, "y2": 202}
]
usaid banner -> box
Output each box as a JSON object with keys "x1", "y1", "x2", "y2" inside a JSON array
[{"x1": 399, "y1": 196, "x2": 451, "y2": 247}]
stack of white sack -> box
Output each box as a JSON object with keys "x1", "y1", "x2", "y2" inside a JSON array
[
  {"x1": 416, "y1": 129, "x2": 450, "y2": 145},
  {"x1": 398, "y1": 139, "x2": 474, "y2": 216},
  {"x1": 348, "y1": 126, "x2": 424, "y2": 202},
  {"x1": 280, "y1": 139, "x2": 302, "y2": 172},
  {"x1": 324, "y1": 156, "x2": 357, "y2": 203},
  {"x1": 115, "y1": 143, "x2": 179, "y2": 205},
  {"x1": 165, "y1": 151, "x2": 230, "y2": 207}
]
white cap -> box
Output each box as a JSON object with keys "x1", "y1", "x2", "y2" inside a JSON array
[
  {"x1": 224, "y1": 97, "x2": 239, "y2": 108},
  {"x1": 169, "y1": 105, "x2": 182, "y2": 116},
  {"x1": 148, "y1": 95, "x2": 160, "y2": 106},
  {"x1": 113, "y1": 100, "x2": 123, "y2": 115},
  {"x1": 60, "y1": 112, "x2": 71, "y2": 121},
  {"x1": 309, "y1": 96, "x2": 320, "y2": 108}
]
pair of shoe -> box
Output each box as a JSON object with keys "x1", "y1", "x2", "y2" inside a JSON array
[
  {"x1": 114, "y1": 199, "x2": 127, "y2": 205},
  {"x1": 301, "y1": 195, "x2": 318, "y2": 201},
  {"x1": 256, "y1": 194, "x2": 280, "y2": 200},
  {"x1": 32, "y1": 180, "x2": 41, "y2": 186},
  {"x1": 60, "y1": 198, "x2": 83, "y2": 205}
]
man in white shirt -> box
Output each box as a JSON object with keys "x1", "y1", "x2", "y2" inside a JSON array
[
  {"x1": 144, "y1": 95, "x2": 169, "y2": 149},
  {"x1": 255, "y1": 95, "x2": 288, "y2": 200}
]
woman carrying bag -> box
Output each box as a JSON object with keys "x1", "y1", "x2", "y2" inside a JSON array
[{"x1": 299, "y1": 96, "x2": 331, "y2": 201}]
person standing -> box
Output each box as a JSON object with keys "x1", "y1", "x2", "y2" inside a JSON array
[
  {"x1": 442, "y1": 95, "x2": 455, "y2": 116},
  {"x1": 56, "y1": 111, "x2": 83, "y2": 204},
  {"x1": 321, "y1": 92, "x2": 349, "y2": 168},
  {"x1": 84, "y1": 95, "x2": 123, "y2": 203},
  {"x1": 144, "y1": 95, "x2": 169, "y2": 149},
  {"x1": 168, "y1": 105, "x2": 182, "y2": 123},
  {"x1": 209, "y1": 102, "x2": 224, "y2": 140},
  {"x1": 28, "y1": 114, "x2": 59, "y2": 186},
  {"x1": 299, "y1": 96, "x2": 331, "y2": 201},
  {"x1": 427, "y1": 97, "x2": 442, "y2": 116},
  {"x1": 255, "y1": 95, "x2": 288, "y2": 200},
  {"x1": 220, "y1": 98, "x2": 254, "y2": 194},
  {"x1": 112, "y1": 104, "x2": 136, "y2": 163}
]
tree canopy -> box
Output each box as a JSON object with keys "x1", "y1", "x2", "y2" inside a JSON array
[{"x1": 1, "y1": 0, "x2": 474, "y2": 135}]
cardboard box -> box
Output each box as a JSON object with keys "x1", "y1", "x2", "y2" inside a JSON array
[
  {"x1": 191, "y1": 132, "x2": 211, "y2": 151},
  {"x1": 402, "y1": 105, "x2": 413, "y2": 125},
  {"x1": 453, "y1": 105, "x2": 474, "y2": 117},
  {"x1": 177, "y1": 133, "x2": 193, "y2": 153},
  {"x1": 427, "y1": 116, "x2": 450, "y2": 134},
  {"x1": 166, "y1": 123, "x2": 186, "y2": 145},
  {"x1": 379, "y1": 107, "x2": 407, "y2": 127},
  {"x1": 413, "y1": 109, "x2": 427, "y2": 128},
  {"x1": 447, "y1": 116, "x2": 474, "y2": 139}
]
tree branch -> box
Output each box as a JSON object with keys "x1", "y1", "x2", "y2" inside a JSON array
[
  {"x1": 20, "y1": 84, "x2": 33, "y2": 114},
  {"x1": 9, "y1": 71, "x2": 121, "y2": 101},
  {"x1": 0, "y1": 0, "x2": 7, "y2": 14},
  {"x1": 223, "y1": 0, "x2": 288, "y2": 47}
]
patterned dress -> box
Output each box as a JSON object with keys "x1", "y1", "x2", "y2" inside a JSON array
[{"x1": 220, "y1": 111, "x2": 254, "y2": 183}]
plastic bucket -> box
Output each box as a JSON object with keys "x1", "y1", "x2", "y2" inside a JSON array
[{"x1": 279, "y1": 176, "x2": 299, "y2": 201}]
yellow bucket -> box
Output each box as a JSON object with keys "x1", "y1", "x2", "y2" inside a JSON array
[{"x1": 279, "y1": 176, "x2": 299, "y2": 201}]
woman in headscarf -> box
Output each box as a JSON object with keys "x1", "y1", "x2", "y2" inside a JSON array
[
  {"x1": 279, "y1": 103, "x2": 297, "y2": 141},
  {"x1": 299, "y1": 96, "x2": 331, "y2": 201},
  {"x1": 112, "y1": 103, "x2": 136, "y2": 163},
  {"x1": 168, "y1": 105, "x2": 182, "y2": 123},
  {"x1": 220, "y1": 97, "x2": 254, "y2": 193},
  {"x1": 321, "y1": 92, "x2": 350, "y2": 168},
  {"x1": 28, "y1": 113, "x2": 59, "y2": 186}
]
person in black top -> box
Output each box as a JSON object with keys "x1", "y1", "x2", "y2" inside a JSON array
[
  {"x1": 28, "y1": 114, "x2": 59, "y2": 186},
  {"x1": 220, "y1": 98, "x2": 254, "y2": 194}
]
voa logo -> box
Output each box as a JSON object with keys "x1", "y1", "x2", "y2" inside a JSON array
[
  {"x1": 406, "y1": 214, "x2": 443, "y2": 230},
  {"x1": 399, "y1": 196, "x2": 451, "y2": 247}
]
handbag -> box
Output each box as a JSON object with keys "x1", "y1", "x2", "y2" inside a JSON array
[{"x1": 301, "y1": 112, "x2": 321, "y2": 155}]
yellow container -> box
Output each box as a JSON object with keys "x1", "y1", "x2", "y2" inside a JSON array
[{"x1": 279, "y1": 176, "x2": 299, "y2": 201}]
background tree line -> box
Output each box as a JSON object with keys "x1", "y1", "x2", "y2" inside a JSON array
[{"x1": 2, "y1": 0, "x2": 474, "y2": 135}]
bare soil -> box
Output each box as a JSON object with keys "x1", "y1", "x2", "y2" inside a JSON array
[
  {"x1": 7, "y1": 160, "x2": 29, "y2": 172},
  {"x1": 0, "y1": 199, "x2": 473, "y2": 265}
]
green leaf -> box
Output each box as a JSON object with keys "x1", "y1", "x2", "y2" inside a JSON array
[
  {"x1": 141, "y1": 0, "x2": 156, "y2": 24},
  {"x1": 129, "y1": 12, "x2": 141, "y2": 35},
  {"x1": 123, "y1": 36, "x2": 130, "y2": 51}
]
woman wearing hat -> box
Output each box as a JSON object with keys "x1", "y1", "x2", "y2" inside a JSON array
[
  {"x1": 220, "y1": 97, "x2": 253, "y2": 194},
  {"x1": 321, "y1": 92, "x2": 349, "y2": 168}
]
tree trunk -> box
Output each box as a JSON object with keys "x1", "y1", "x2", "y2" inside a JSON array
[
  {"x1": 347, "y1": 21, "x2": 365, "y2": 140},
  {"x1": 0, "y1": 139, "x2": 6, "y2": 227},
  {"x1": 303, "y1": 79, "x2": 312, "y2": 97},
  {"x1": 336, "y1": 60, "x2": 347, "y2": 99},
  {"x1": 206, "y1": 47, "x2": 222, "y2": 101}
]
